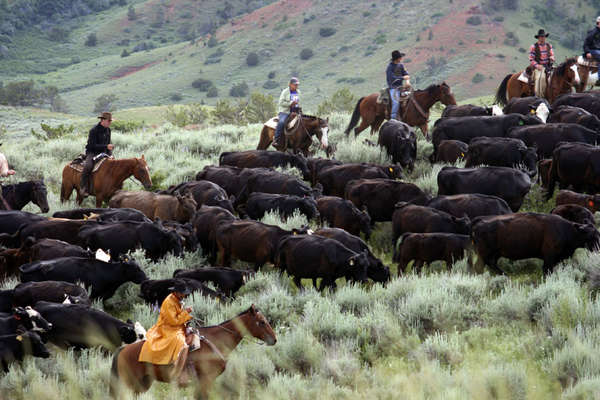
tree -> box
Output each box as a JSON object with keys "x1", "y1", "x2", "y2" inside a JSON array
[
  {"x1": 121, "y1": 49, "x2": 130, "y2": 57},
  {"x1": 230, "y1": 82, "x2": 249, "y2": 98},
  {"x1": 127, "y1": 5, "x2": 136, "y2": 21},
  {"x1": 0, "y1": 80, "x2": 40, "y2": 106},
  {"x1": 85, "y1": 33, "x2": 97, "y2": 47},
  {"x1": 246, "y1": 52, "x2": 259, "y2": 67},
  {"x1": 207, "y1": 36, "x2": 218, "y2": 48},
  {"x1": 317, "y1": 88, "x2": 356, "y2": 115},
  {"x1": 245, "y1": 92, "x2": 275, "y2": 123},
  {"x1": 94, "y1": 94, "x2": 118, "y2": 113},
  {"x1": 300, "y1": 48, "x2": 314, "y2": 60}
]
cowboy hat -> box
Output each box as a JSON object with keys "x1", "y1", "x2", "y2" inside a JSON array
[
  {"x1": 289, "y1": 77, "x2": 300, "y2": 84},
  {"x1": 391, "y1": 50, "x2": 405, "y2": 61},
  {"x1": 534, "y1": 29, "x2": 549, "y2": 39},
  {"x1": 97, "y1": 112, "x2": 114, "y2": 121}
]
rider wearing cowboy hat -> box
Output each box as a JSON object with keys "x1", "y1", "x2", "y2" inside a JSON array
[
  {"x1": 529, "y1": 29, "x2": 555, "y2": 97},
  {"x1": 273, "y1": 77, "x2": 301, "y2": 150},
  {"x1": 80, "y1": 112, "x2": 114, "y2": 197},
  {"x1": 386, "y1": 50, "x2": 411, "y2": 120}
]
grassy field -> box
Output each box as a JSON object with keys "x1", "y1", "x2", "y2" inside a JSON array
[{"x1": 0, "y1": 102, "x2": 598, "y2": 399}]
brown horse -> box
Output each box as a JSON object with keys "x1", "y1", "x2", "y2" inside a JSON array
[
  {"x1": 257, "y1": 114, "x2": 331, "y2": 157},
  {"x1": 576, "y1": 63, "x2": 599, "y2": 92},
  {"x1": 110, "y1": 305, "x2": 276, "y2": 399},
  {"x1": 61, "y1": 156, "x2": 152, "y2": 207},
  {"x1": 345, "y1": 82, "x2": 457, "y2": 139},
  {"x1": 495, "y1": 58, "x2": 580, "y2": 106}
]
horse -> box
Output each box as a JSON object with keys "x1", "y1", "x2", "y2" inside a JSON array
[
  {"x1": 2, "y1": 180, "x2": 49, "y2": 213},
  {"x1": 110, "y1": 305, "x2": 276, "y2": 399},
  {"x1": 257, "y1": 114, "x2": 332, "y2": 157},
  {"x1": 344, "y1": 82, "x2": 457, "y2": 140},
  {"x1": 495, "y1": 58, "x2": 580, "y2": 106},
  {"x1": 61, "y1": 156, "x2": 152, "y2": 207},
  {"x1": 576, "y1": 62, "x2": 599, "y2": 92}
]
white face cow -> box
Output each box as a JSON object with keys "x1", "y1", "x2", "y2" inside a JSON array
[
  {"x1": 133, "y1": 321, "x2": 147, "y2": 342},
  {"x1": 535, "y1": 103, "x2": 550, "y2": 123},
  {"x1": 23, "y1": 306, "x2": 52, "y2": 332},
  {"x1": 491, "y1": 104, "x2": 504, "y2": 116},
  {"x1": 320, "y1": 126, "x2": 329, "y2": 148}
]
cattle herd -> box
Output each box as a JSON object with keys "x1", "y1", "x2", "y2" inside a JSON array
[{"x1": 2, "y1": 90, "x2": 600, "y2": 384}]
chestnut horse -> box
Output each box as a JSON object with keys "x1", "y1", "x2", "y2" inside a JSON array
[
  {"x1": 344, "y1": 82, "x2": 457, "y2": 139},
  {"x1": 61, "y1": 156, "x2": 152, "y2": 207},
  {"x1": 495, "y1": 58, "x2": 580, "y2": 106},
  {"x1": 110, "y1": 305, "x2": 276, "y2": 399},
  {"x1": 257, "y1": 114, "x2": 331, "y2": 157},
  {"x1": 576, "y1": 63, "x2": 599, "y2": 92}
]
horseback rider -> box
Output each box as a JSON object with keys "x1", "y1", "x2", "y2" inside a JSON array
[
  {"x1": 387, "y1": 50, "x2": 411, "y2": 120},
  {"x1": 138, "y1": 282, "x2": 195, "y2": 384},
  {"x1": 584, "y1": 16, "x2": 600, "y2": 61},
  {"x1": 80, "y1": 112, "x2": 114, "y2": 196},
  {"x1": 0, "y1": 151, "x2": 15, "y2": 210},
  {"x1": 529, "y1": 29, "x2": 555, "y2": 97},
  {"x1": 273, "y1": 77, "x2": 301, "y2": 150}
]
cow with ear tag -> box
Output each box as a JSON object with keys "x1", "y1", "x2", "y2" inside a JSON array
[
  {"x1": 0, "y1": 306, "x2": 52, "y2": 335},
  {"x1": 0, "y1": 330, "x2": 50, "y2": 372}
]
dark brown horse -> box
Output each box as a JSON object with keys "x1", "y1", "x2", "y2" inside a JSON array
[
  {"x1": 257, "y1": 114, "x2": 331, "y2": 157},
  {"x1": 495, "y1": 58, "x2": 580, "y2": 106},
  {"x1": 2, "y1": 180, "x2": 49, "y2": 213},
  {"x1": 110, "y1": 305, "x2": 276, "y2": 399},
  {"x1": 61, "y1": 156, "x2": 152, "y2": 207},
  {"x1": 345, "y1": 82, "x2": 457, "y2": 139}
]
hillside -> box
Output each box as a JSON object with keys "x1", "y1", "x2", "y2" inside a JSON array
[{"x1": 0, "y1": 0, "x2": 596, "y2": 115}]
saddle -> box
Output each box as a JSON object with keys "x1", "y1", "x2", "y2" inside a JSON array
[
  {"x1": 68, "y1": 153, "x2": 111, "y2": 173},
  {"x1": 578, "y1": 55, "x2": 599, "y2": 69}
]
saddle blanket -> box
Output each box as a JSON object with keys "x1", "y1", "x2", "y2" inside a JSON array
[
  {"x1": 518, "y1": 72, "x2": 529, "y2": 83},
  {"x1": 68, "y1": 154, "x2": 111, "y2": 173},
  {"x1": 578, "y1": 55, "x2": 599, "y2": 68},
  {"x1": 377, "y1": 88, "x2": 390, "y2": 104},
  {"x1": 263, "y1": 115, "x2": 298, "y2": 132}
]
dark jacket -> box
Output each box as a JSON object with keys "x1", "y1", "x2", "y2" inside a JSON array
[
  {"x1": 85, "y1": 123, "x2": 111, "y2": 156},
  {"x1": 386, "y1": 62, "x2": 408, "y2": 88},
  {"x1": 584, "y1": 27, "x2": 600, "y2": 54}
]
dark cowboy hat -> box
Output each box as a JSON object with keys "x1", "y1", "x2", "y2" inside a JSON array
[
  {"x1": 534, "y1": 29, "x2": 550, "y2": 39},
  {"x1": 169, "y1": 282, "x2": 191, "y2": 296},
  {"x1": 97, "y1": 112, "x2": 114, "y2": 121},
  {"x1": 391, "y1": 50, "x2": 405, "y2": 61}
]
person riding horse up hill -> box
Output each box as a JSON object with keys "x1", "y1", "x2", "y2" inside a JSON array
[
  {"x1": 138, "y1": 282, "x2": 194, "y2": 384},
  {"x1": 80, "y1": 112, "x2": 114, "y2": 197},
  {"x1": 273, "y1": 77, "x2": 301, "y2": 150},
  {"x1": 584, "y1": 16, "x2": 600, "y2": 62},
  {"x1": 529, "y1": 29, "x2": 555, "y2": 98},
  {"x1": 386, "y1": 50, "x2": 411, "y2": 120}
]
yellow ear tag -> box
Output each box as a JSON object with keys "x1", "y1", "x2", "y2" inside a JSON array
[
  {"x1": 460, "y1": 153, "x2": 464, "y2": 157},
  {"x1": 389, "y1": 167, "x2": 393, "y2": 173},
  {"x1": 16, "y1": 335, "x2": 22, "y2": 342},
  {"x1": 530, "y1": 109, "x2": 536, "y2": 114}
]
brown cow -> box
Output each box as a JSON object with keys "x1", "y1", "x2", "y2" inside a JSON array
[
  {"x1": 316, "y1": 196, "x2": 371, "y2": 239},
  {"x1": 537, "y1": 159, "x2": 552, "y2": 188},
  {"x1": 551, "y1": 204, "x2": 596, "y2": 226},
  {"x1": 192, "y1": 206, "x2": 237, "y2": 263},
  {"x1": 555, "y1": 190, "x2": 600, "y2": 213},
  {"x1": 109, "y1": 191, "x2": 197, "y2": 223},
  {"x1": 428, "y1": 140, "x2": 468, "y2": 164},
  {"x1": 316, "y1": 163, "x2": 402, "y2": 197}
]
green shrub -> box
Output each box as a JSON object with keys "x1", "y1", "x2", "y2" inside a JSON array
[
  {"x1": 262, "y1": 80, "x2": 278, "y2": 90},
  {"x1": 213, "y1": 99, "x2": 244, "y2": 125},
  {"x1": 245, "y1": 92, "x2": 276, "y2": 123},
  {"x1": 299, "y1": 48, "x2": 314, "y2": 60},
  {"x1": 120, "y1": 49, "x2": 130, "y2": 57},
  {"x1": 84, "y1": 33, "x2": 97, "y2": 46},
  {"x1": 472, "y1": 73, "x2": 485, "y2": 84},
  {"x1": 30, "y1": 123, "x2": 75, "y2": 141},
  {"x1": 230, "y1": 82, "x2": 249, "y2": 98},
  {"x1": 246, "y1": 52, "x2": 259, "y2": 67},
  {"x1": 111, "y1": 120, "x2": 145, "y2": 133},
  {"x1": 164, "y1": 103, "x2": 209, "y2": 127},
  {"x1": 319, "y1": 27, "x2": 336, "y2": 37},
  {"x1": 466, "y1": 16, "x2": 482, "y2": 25},
  {"x1": 206, "y1": 86, "x2": 219, "y2": 98},
  {"x1": 207, "y1": 36, "x2": 218, "y2": 47},
  {"x1": 192, "y1": 78, "x2": 214, "y2": 92},
  {"x1": 93, "y1": 93, "x2": 118, "y2": 113},
  {"x1": 170, "y1": 93, "x2": 182, "y2": 101},
  {"x1": 317, "y1": 88, "x2": 356, "y2": 115},
  {"x1": 268, "y1": 71, "x2": 276, "y2": 79}
]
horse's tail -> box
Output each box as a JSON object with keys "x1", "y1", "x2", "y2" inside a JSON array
[
  {"x1": 495, "y1": 74, "x2": 511, "y2": 107},
  {"x1": 345, "y1": 97, "x2": 365, "y2": 136},
  {"x1": 109, "y1": 346, "x2": 124, "y2": 398},
  {"x1": 257, "y1": 126, "x2": 271, "y2": 150}
]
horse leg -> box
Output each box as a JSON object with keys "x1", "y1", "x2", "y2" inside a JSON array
[
  {"x1": 419, "y1": 124, "x2": 429, "y2": 140},
  {"x1": 370, "y1": 116, "x2": 385, "y2": 135},
  {"x1": 354, "y1": 119, "x2": 372, "y2": 138}
]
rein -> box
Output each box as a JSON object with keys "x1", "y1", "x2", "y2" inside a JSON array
[
  {"x1": 215, "y1": 323, "x2": 265, "y2": 345},
  {"x1": 407, "y1": 94, "x2": 429, "y2": 121}
]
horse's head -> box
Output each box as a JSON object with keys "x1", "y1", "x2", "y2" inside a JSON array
[
  {"x1": 556, "y1": 58, "x2": 580, "y2": 87},
  {"x1": 32, "y1": 180, "x2": 49, "y2": 213},
  {"x1": 439, "y1": 82, "x2": 457, "y2": 106},
  {"x1": 317, "y1": 117, "x2": 329, "y2": 149},
  {"x1": 134, "y1": 155, "x2": 152, "y2": 189},
  {"x1": 240, "y1": 304, "x2": 277, "y2": 345}
]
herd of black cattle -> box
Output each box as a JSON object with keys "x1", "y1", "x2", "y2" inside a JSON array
[{"x1": 2, "y1": 90, "x2": 600, "y2": 373}]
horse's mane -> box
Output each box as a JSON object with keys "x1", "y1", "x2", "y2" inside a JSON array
[
  {"x1": 415, "y1": 83, "x2": 442, "y2": 95},
  {"x1": 555, "y1": 57, "x2": 577, "y2": 76},
  {"x1": 200, "y1": 305, "x2": 258, "y2": 328}
]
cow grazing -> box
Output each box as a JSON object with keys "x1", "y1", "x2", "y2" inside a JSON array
[
  {"x1": 556, "y1": 190, "x2": 600, "y2": 213},
  {"x1": 1, "y1": 219, "x2": 96, "y2": 248},
  {"x1": 0, "y1": 210, "x2": 46, "y2": 235},
  {"x1": 394, "y1": 233, "x2": 472, "y2": 274},
  {"x1": 109, "y1": 191, "x2": 197, "y2": 223},
  {"x1": 33, "y1": 301, "x2": 138, "y2": 350},
  {"x1": 306, "y1": 157, "x2": 343, "y2": 186},
  {"x1": 378, "y1": 120, "x2": 417, "y2": 171},
  {"x1": 235, "y1": 168, "x2": 320, "y2": 204},
  {"x1": 173, "y1": 267, "x2": 255, "y2": 297},
  {"x1": 472, "y1": 213, "x2": 600, "y2": 274},
  {"x1": 437, "y1": 166, "x2": 532, "y2": 212},
  {"x1": 241, "y1": 192, "x2": 319, "y2": 221},
  {"x1": 507, "y1": 123, "x2": 597, "y2": 159},
  {"x1": 192, "y1": 206, "x2": 237, "y2": 262},
  {"x1": 161, "y1": 181, "x2": 235, "y2": 213},
  {"x1": 219, "y1": 150, "x2": 311, "y2": 181},
  {"x1": 313, "y1": 228, "x2": 390, "y2": 283},
  {"x1": 429, "y1": 140, "x2": 468, "y2": 164},
  {"x1": 546, "y1": 142, "x2": 600, "y2": 199},
  {"x1": 20, "y1": 256, "x2": 147, "y2": 300},
  {"x1": 548, "y1": 105, "x2": 600, "y2": 132},
  {"x1": 344, "y1": 178, "x2": 431, "y2": 222},
  {"x1": 426, "y1": 194, "x2": 512, "y2": 219},
  {"x1": 0, "y1": 331, "x2": 50, "y2": 372},
  {"x1": 78, "y1": 220, "x2": 183, "y2": 261},
  {"x1": 139, "y1": 278, "x2": 222, "y2": 305},
  {"x1": 441, "y1": 104, "x2": 492, "y2": 118},
  {"x1": 551, "y1": 204, "x2": 596, "y2": 226},
  {"x1": 161, "y1": 221, "x2": 198, "y2": 252},
  {"x1": 0, "y1": 306, "x2": 52, "y2": 336},
  {"x1": 502, "y1": 97, "x2": 551, "y2": 122},
  {"x1": 275, "y1": 234, "x2": 369, "y2": 290},
  {"x1": 316, "y1": 196, "x2": 371, "y2": 238},
  {"x1": 552, "y1": 93, "x2": 600, "y2": 118},
  {"x1": 316, "y1": 163, "x2": 402, "y2": 197},
  {"x1": 465, "y1": 136, "x2": 537, "y2": 176},
  {"x1": 53, "y1": 207, "x2": 151, "y2": 223},
  {"x1": 13, "y1": 281, "x2": 91, "y2": 307},
  {"x1": 538, "y1": 159, "x2": 553, "y2": 188}
]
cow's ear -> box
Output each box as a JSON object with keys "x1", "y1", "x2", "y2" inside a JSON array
[{"x1": 141, "y1": 154, "x2": 145, "y2": 160}]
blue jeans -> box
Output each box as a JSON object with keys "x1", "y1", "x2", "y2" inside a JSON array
[
  {"x1": 275, "y1": 112, "x2": 288, "y2": 142},
  {"x1": 390, "y1": 88, "x2": 401, "y2": 120},
  {"x1": 590, "y1": 50, "x2": 600, "y2": 61}
]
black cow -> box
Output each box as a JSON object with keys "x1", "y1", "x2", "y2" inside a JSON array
[
  {"x1": 538, "y1": 159, "x2": 553, "y2": 188},
  {"x1": 33, "y1": 301, "x2": 138, "y2": 350},
  {"x1": 429, "y1": 140, "x2": 468, "y2": 164},
  {"x1": 465, "y1": 137, "x2": 537, "y2": 176},
  {"x1": 378, "y1": 120, "x2": 417, "y2": 171},
  {"x1": 394, "y1": 233, "x2": 473, "y2": 274},
  {"x1": 275, "y1": 234, "x2": 369, "y2": 290},
  {"x1": 236, "y1": 168, "x2": 320, "y2": 204},
  {"x1": 219, "y1": 150, "x2": 311, "y2": 181},
  {"x1": 551, "y1": 204, "x2": 596, "y2": 226},
  {"x1": 472, "y1": 213, "x2": 600, "y2": 274},
  {"x1": 548, "y1": 105, "x2": 600, "y2": 132},
  {"x1": 546, "y1": 142, "x2": 600, "y2": 199},
  {"x1": 161, "y1": 181, "x2": 235, "y2": 213},
  {"x1": 0, "y1": 306, "x2": 52, "y2": 336},
  {"x1": 4, "y1": 219, "x2": 96, "y2": 247},
  {"x1": 195, "y1": 165, "x2": 245, "y2": 197},
  {"x1": 437, "y1": 166, "x2": 532, "y2": 212},
  {"x1": 139, "y1": 278, "x2": 222, "y2": 305},
  {"x1": 0, "y1": 290, "x2": 12, "y2": 313},
  {"x1": 241, "y1": 192, "x2": 319, "y2": 221},
  {"x1": 317, "y1": 163, "x2": 402, "y2": 197},
  {"x1": 20, "y1": 256, "x2": 147, "y2": 300},
  {"x1": 306, "y1": 158, "x2": 343, "y2": 186},
  {"x1": 552, "y1": 93, "x2": 600, "y2": 118},
  {"x1": 173, "y1": 267, "x2": 255, "y2": 297},
  {"x1": 0, "y1": 210, "x2": 46, "y2": 235},
  {"x1": 192, "y1": 206, "x2": 237, "y2": 262},
  {"x1": 503, "y1": 96, "x2": 551, "y2": 120},
  {"x1": 53, "y1": 208, "x2": 151, "y2": 223},
  {"x1": 316, "y1": 196, "x2": 371, "y2": 238},
  {"x1": 507, "y1": 123, "x2": 597, "y2": 159},
  {"x1": 78, "y1": 220, "x2": 183, "y2": 261},
  {"x1": 0, "y1": 331, "x2": 50, "y2": 372},
  {"x1": 313, "y1": 228, "x2": 390, "y2": 283},
  {"x1": 426, "y1": 194, "x2": 512, "y2": 219},
  {"x1": 13, "y1": 281, "x2": 91, "y2": 307},
  {"x1": 344, "y1": 179, "x2": 431, "y2": 222},
  {"x1": 441, "y1": 104, "x2": 492, "y2": 118},
  {"x1": 162, "y1": 221, "x2": 198, "y2": 252}
]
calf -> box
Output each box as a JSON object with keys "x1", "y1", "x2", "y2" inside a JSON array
[
  {"x1": 173, "y1": 267, "x2": 255, "y2": 297},
  {"x1": 551, "y1": 204, "x2": 596, "y2": 226},
  {"x1": 53, "y1": 208, "x2": 151, "y2": 223},
  {"x1": 162, "y1": 221, "x2": 198, "y2": 252},
  {"x1": 0, "y1": 210, "x2": 46, "y2": 235},
  {"x1": 465, "y1": 137, "x2": 537, "y2": 176},
  {"x1": 378, "y1": 120, "x2": 417, "y2": 171},
  {"x1": 0, "y1": 331, "x2": 50, "y2": 372},
  {"x1": 426, "y1": 194, "x2": 512, "y2": 219},
  {"x1": 236, "y1": 168, "x2": 320, "y2": 204},
  {"x1": 316, "y1": 196, "x2": 371, "y2": 239},
  {"x1": 275, "y1": 234, "x2": 369, "y2": 290},
  {"x1": 306, "y1": 158, "x2": 343, "y2": 186},
  {"x1": 317, "y1": 163, "x2": 402, "y2": 197},
  {"x1": 546, "y1": 142, "x2": 600, "y2": 198},
  {"x1": 192, "y1": 206, "x2": 237, "y2": 262},
  {"x1": 33, "y1": 301, "x2": 138, "y2": 350},
  {"x1": 394, "y1": 233, "x2": 472, "y2": 274},
  {"x1": 441, "y1": 104, "x2": 492, "y2": 118},
  {"x1": 20, "y1": 256, "x2": 147, "y2": 300},
  {"x1": 1, "y1": 219, "x2": 96, "y2": 248},
  {"x1": 555, "y1": 190, "x2": 600, "y2": 213},
  {"x1": 0, "y1": 306, "x2": 52, "y2": 336},
  {"x1": 241, "y1": 193, "x2": 319, "y2": 221},
  {"x1": 139, "y1": 278, "x2": 222, "y2": 305},
  {"x1": 161, "y1": 181, "x2": 235, "y2": 213},
  {"x1": 219, "y1": 150, "x2": 311, "y2": 181},
  {"x1": 12, "y1": 281, "x2": 91, "y2": 307},
  {"x1": 109, "y1": 191, "x2": 197, "y2": 223},
  {"x1": 429, "y1": 140, "x2": 468, "y2": 164},
  {"x1": 313, "y1": 228, "x2": 390, "y2": 283}
]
